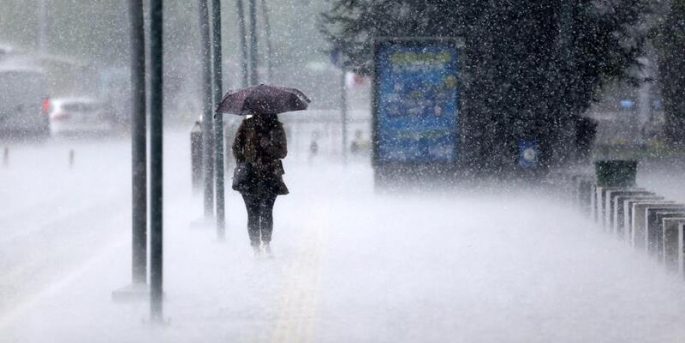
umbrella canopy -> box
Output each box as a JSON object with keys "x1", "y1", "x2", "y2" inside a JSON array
[{"x1": 216, "y1": 84, "x2": 311, "y2": 116}]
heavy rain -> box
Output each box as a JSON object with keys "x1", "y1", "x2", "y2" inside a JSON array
[{"x1": 2, "y1": 0, "x2": 685, "y2": 342}]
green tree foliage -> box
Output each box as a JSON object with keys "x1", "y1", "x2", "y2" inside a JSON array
[
  {"x1": 321, "y1": 0, "x2": 654, "y2": 172},
  {"x1": 655, "y1": 0, "x2": 685, "y2": 146}
]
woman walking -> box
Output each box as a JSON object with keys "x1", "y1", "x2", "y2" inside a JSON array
[{"x1": 232, "y1": 113, "x2": 288, "y2": 257}]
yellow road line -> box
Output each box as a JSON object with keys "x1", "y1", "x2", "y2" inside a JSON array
[{"x1": 269, "y1": 204, "x2": 330, "y2": 343}]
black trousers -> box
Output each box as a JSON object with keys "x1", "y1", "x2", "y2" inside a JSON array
[{"x1": 241, "y1": 193, "x2": 277, "y2": 247}]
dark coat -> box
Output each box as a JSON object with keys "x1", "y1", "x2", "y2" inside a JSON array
[{"x1": 232, "y1": 115, "x2": 289, "y2": 196}]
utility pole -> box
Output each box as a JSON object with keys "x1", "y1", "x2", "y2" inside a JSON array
[
  {"x1": 200, "y1": 0, "x2": 215, "y2": 218},
  {"x1": 130, "y1": 0, "x2": 148, "y2": 286},
  {"x1": 211, "y1": 0, "x2": 225, "y2": 240},
  {"x1": 149, "y1": 0, "x2": 164, "y2": 323},
  {"x1": 237, "y1": 0, "x2": 249, "y2": 87},
  {"x1": 340, "y1": 67, "x2": 348, "y2": 164},
  {"x1": 112, "y1": 0, "x2": 148, "y2": 303},
  {"x1": 248, "y1": 0, "x2": 258, "y2": 85}
]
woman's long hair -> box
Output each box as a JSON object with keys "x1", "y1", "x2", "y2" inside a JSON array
[
  {"x1": 253, "y1": 113, "x2": 279, "y2": 132},
  {"x1": 241, "y1": 114, "x2": 281, "y2": 161}
]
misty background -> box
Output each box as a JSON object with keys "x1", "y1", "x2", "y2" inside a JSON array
[
  {"x1": 2, "y1": 0, "x2": 685, "y2": 174},
  {"x1": 0, "y1": 0, "x2": 354, "y2": 123}
]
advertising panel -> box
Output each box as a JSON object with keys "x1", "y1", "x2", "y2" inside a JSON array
[{"x1": 373, "y1": 38, "x2": 461, "y2": 165}]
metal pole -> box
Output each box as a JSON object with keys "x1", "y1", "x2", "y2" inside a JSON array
[
  {"x1": 129, "y1": 0, "x2": 147, "y2": 286},
  {"x1": 236, "y1": 0, "x2": 249, "y2": 87},
  {"x1": 248, "y1": 0, "x2": 258, "y2": 85},
  {"x1": 200, "y1": 0, "x2": 215, "y2": 218},
  {"x1": 341, "y1": 68, "x2": 348, "y2": 164},
  {"x1": 211, "y1": 0, "x2": 225, "y2": 240},
  {"x1": 260, "y1": 0, "x2": 273, "y2": 83},
  {"x1": 149, "y1": 0, "x2": 164, "y2": 323}
]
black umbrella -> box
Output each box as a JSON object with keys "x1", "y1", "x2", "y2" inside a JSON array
[{"x1": 216, "y1": 84, "x2": 311, "y2": 116}]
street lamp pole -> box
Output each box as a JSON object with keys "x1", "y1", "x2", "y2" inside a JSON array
[
  {"x1": 341, "y1": 67, "x2": 348, "y2": 164},
  {"x1": 149, "y1": 0, "x2": 165, "y2": 323},
  {"x1": 200, "y1": 0, "x2": 215, "y2": 218},
  {"x1": 111, "y1": 0, "x2": 149, "y2": 304},
  {"x1": 211, "y1": 0, "x2": 225, "y2": 240},
  {"x1": 129, "y1": 0, "x2": 147, "y2": 286}
]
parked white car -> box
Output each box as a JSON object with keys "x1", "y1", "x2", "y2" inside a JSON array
[{"x1": 48, "y1": 97, "x2": 112, "y2": 136}]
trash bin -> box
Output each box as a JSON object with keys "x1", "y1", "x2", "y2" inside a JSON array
[
  {"x1": 191, "y1": 120, "x2": 203, "y2": 191},
  {"x1": 595, "y1": 159, "x2": 637, "y2": 188}
]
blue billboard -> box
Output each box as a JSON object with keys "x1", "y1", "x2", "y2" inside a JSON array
[{"x1": 373, "y1": 39, "x2": 460, "y2": 164}]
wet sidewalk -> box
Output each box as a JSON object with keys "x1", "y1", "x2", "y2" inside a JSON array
[{"x1": 4, "y1": 162, "x2": 685, "y2": 343}]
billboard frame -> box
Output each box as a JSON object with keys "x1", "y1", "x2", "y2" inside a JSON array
[{"x1": 371, "y1": 37, "x2": 465, "y2": 182}]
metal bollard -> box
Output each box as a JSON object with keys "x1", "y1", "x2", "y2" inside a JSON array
[
  {"x1": 645, "y1": 205, "x2": 685, "y2": 256},
  {"x1": 653, "y1": 211, "x2": 685, "y2": 262},
  {"x1": 662, "y1": 218, "x2": 685, "y2": 272},
  {"x1": 191, "y1": 121, "x2": 203, "y2": 192},
  {"x1": 604, "y1": 189, "x2": 647, "y2": 231},
  {"x1": 3, "y1": 146, "x2": 8, "y2": 167},
  {"x1": 613, "y1": 193, "x2": 656, "y2": 236},
  {"x1": 622, "y1": 197, "x2": 664, "y2": 241},
  {"x1": 679, "y1": 222, "x2": 685, "y2": 278},
  {"x1": 69, "y1": 149, "x2": 75, "y2": 168},
  {"x1": 631, "y1": 201, "x2": 676, "y2": 250}
]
